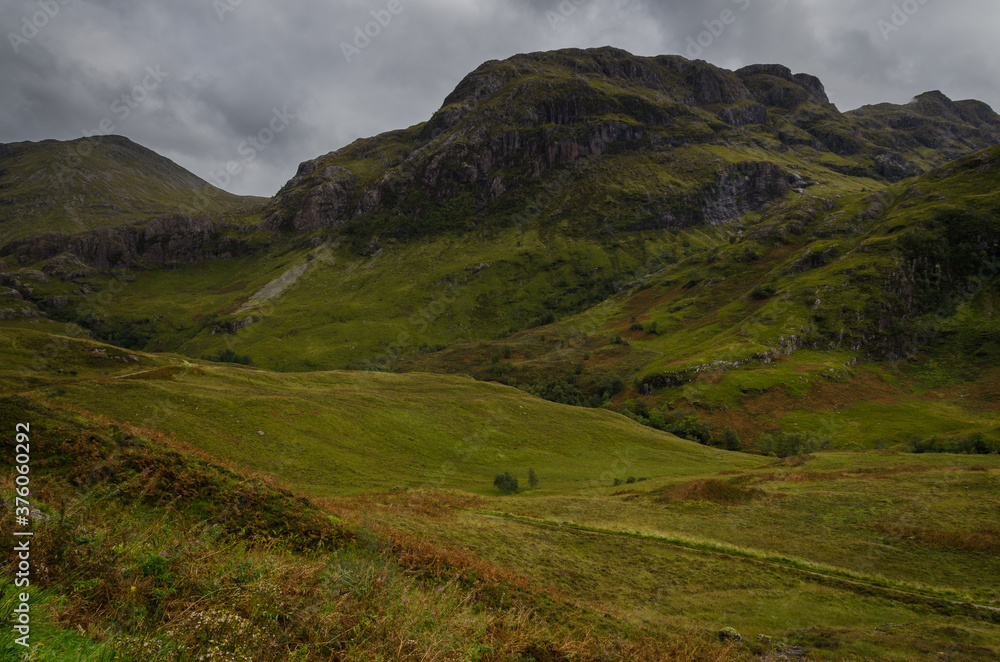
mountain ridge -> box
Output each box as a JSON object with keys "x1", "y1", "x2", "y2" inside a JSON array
[
  {"x1": 0, "y1": 47, "x2": 997, "y2": 451},
  {"x1": 262, "y1": 47, "x2": 1000, "y2": 244}
]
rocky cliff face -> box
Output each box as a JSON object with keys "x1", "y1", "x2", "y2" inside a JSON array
[
  {"x1": 0, "y1": 214, "x2": 255, "y2": 272},
  {"x1": 265, "y1": 48, "x2": 1000, "y2": 242}
]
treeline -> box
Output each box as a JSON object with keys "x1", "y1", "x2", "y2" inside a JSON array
[
  {"x1": 609, "y1": 399, "x2": 742, "y2": 451},
  {"x1": 907, "y1": 433, "x2": 999, "y2": 455}
]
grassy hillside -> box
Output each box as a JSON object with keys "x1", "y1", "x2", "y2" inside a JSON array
[
  {"x1": 0, "y1": 325, "x2": 755, "y2": 496},
  {"x1": 1, "y1": 144, "x2": 997, "y2": 455},
  {"x1": 2, "y1": 394, "x2": 746, "y2": 661},
  {"x1": 2, "y1": 334, "x2": 999, "y2": 660},
  {"x1": 0, "y1": 135, "x2": 264, "y2": 244},
  {"x1": 1, "y1": 48, "x2": 999, "y2": 660}
]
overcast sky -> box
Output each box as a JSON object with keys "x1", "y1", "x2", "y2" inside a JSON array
[{"x1": 2, "y1": 0, "x2": 999, "y2": 197}]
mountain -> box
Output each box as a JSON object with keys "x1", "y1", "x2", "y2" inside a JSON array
[
  {"x1": 0, "y1": 46, "x2": 997, "y2": 447},
  {"x1": 0, "y1": 134, "x2": 264, "y2": 244},
  {"x1": 2, "y1": 48, "x2": 1000, "y2": 662},
  {"x1": 265, "y1": 48, "x2": 1000, "y2": 240}
]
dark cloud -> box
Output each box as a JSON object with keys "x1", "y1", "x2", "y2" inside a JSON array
[{"x1": 2, "y1": 0, "x2": 998, "y2": 196}]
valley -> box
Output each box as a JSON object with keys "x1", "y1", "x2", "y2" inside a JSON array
[{"x1": 2, "y1": 47, "x2": 999, "y2": 661}]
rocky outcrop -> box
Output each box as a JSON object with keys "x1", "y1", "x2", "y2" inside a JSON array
[
  {"x1": 264, "y1": 164, "x2": 360, "y2": 232},
  {"x1": 0, "y1": 214, "x2": 260, "y2": 271},
  {"x1": 736, "y1": 64, "x2": 831, "y2": 108},
  {"x1": 264, "y1": 48, "x2": 1000, "y2": 241}
]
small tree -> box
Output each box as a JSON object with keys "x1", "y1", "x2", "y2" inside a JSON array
[
  {"x1": 527, "y1": 467, "x2": 538, "y2": 490},
  {"x1": 723, "y1": 427, "x2": 741, "y2": 452},
  {"x1": 758, "y1": 433, "x2": 775, "y2": 456},
  {"x1": 493, "y1": 472, "x2": 519, "y2": 495}
]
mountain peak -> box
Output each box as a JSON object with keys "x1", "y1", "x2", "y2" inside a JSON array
[
  {"x1": 265, "y1": 47, "x2": 1000, "y2": 238},
  {"x1": 0, "y1": 136, "x2": 262, "y2": 244}
]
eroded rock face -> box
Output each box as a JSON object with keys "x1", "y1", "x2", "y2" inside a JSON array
[
  {"x1": 265, "y1": 166, "x2": 359, "y2": 232},
  {"x1": 0, "y1": 214, "x2": 256, "y2": 271},
  {"x1": 263, "y1": 48, "x2": 999, "y2": 240}
]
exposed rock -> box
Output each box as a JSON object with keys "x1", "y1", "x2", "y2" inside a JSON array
[
  {"x1": 0, "y1": 303, "x2": 44, "y2": 320},
  {"x1": 227, "y1": 317, "x2": 256, "y2": 333},
  {"x1": 265, "y1": 166, "x2": 359, "y2": 232},
  {"x1": 43, "y1": 252, "x2": 93, "y2": 279},
  {"x1": 718, "y1": 102, "x2": 768, "y2": 127},
  {"x1": 1, "y1": 214, "x2": 259, "y2": 270},
  {"x1": 13, "y1": 269, "x2": 49, "y2": 283}
]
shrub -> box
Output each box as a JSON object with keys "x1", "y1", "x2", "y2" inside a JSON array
[
  {"x1": 750, "y1": 284, "x2": 776, "y2": 300},
  {"x1": 493, "y1": 472, "x2": 519, "y2": 495},
  {"x1": 723, "y1": 427, "x2": 741, "y2": 452},
  {"x1": 527, "y1": 468, "x2": 538, "y2": 490},
  {"x1": 908, "y1": 433, "x2": 1000, "y2": 454},
  {"x1": 670, "y1": 416, "x2": 712, "y2": 445},
  {"x1": 204, "y1": 348, "x2": 253, "y2": 365},
  {"x1": 527, "y1": 312, "x2": 556, "y2": 328}
]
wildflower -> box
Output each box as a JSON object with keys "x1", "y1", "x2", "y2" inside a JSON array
[{"x1": 130, "y1": 586, "x2": 136, "y2": 591}]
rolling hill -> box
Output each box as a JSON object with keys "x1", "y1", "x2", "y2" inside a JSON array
[
  {"x1": 0, "y1": 134, "x2": 264, "y2": 244},
  {"x1": 2, "y1": 47, "x2": 1000, "y2": 661}
]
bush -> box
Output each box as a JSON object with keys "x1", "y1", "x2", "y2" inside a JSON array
[
  {"x1": 204, "y1": 348, "x2": 253, "y2": 365},
  {"x1": 723, "y1": 427, "x2": 741, "y2": 452},
  {"x1": 527, "y1": 312, "x2": 556, "y2": 328},
  {"x1": 670, "y1": 416, "x2": 712, "y2": 445},
  {"x1": 596, "y1": 375, "x2": 626, "y2": 402},
  {"x1": 493, "y1": 472, "x2": 519, "y2": 495},
  {"x1": 908, "y1": 433, "x2": 1000, "y2": 454},
  {"x1": 527, "y1": 467, "x2": 538, "y2": 490},
  {"x1": 750, "y1": 284, "x2": 776, "y2": 300},
  {"x1": 758, "y1": 431, "x2": 833, "y2": 457}
]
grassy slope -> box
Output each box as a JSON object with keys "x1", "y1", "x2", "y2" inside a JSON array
[
  {"x1": 352, "y1": 451, "x2": 1000, "y2": 661},
  {"x1": 2, "y1": 318, "x2": 999, "y2": 660},
  {"x1": 0, "y1": 325, "x2": 754, "y2": 496},
  {"x1": 0, "y1": 136, "x2": 264, "y2": 244},
  {"x1": 394, "y1": 147, "x2": 1000, "y2": 448},
  {"x1": 4, "y1": 395, "x2": 735, "y2": 662},
  {"x1": 4, "y1": 144, "x2": 997, "y2": 454}
]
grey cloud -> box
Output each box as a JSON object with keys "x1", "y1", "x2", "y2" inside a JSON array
[{"x1": 1, "y1": 0, "x2": 998, "y2": 197}]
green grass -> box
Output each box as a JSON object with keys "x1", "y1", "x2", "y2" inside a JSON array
[
  {"x1": 0, "y1": 136, "x2": 263, "y2": 243},
  {"x1": 370, "y1": 492, "x2": 1000, "y2": 661},
  {"x1": 0, "y1": 326, "x2": 757, "y2": 496},
  {"x1": 6, "y1": 396, "x2": 699, "y2": 662}
]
